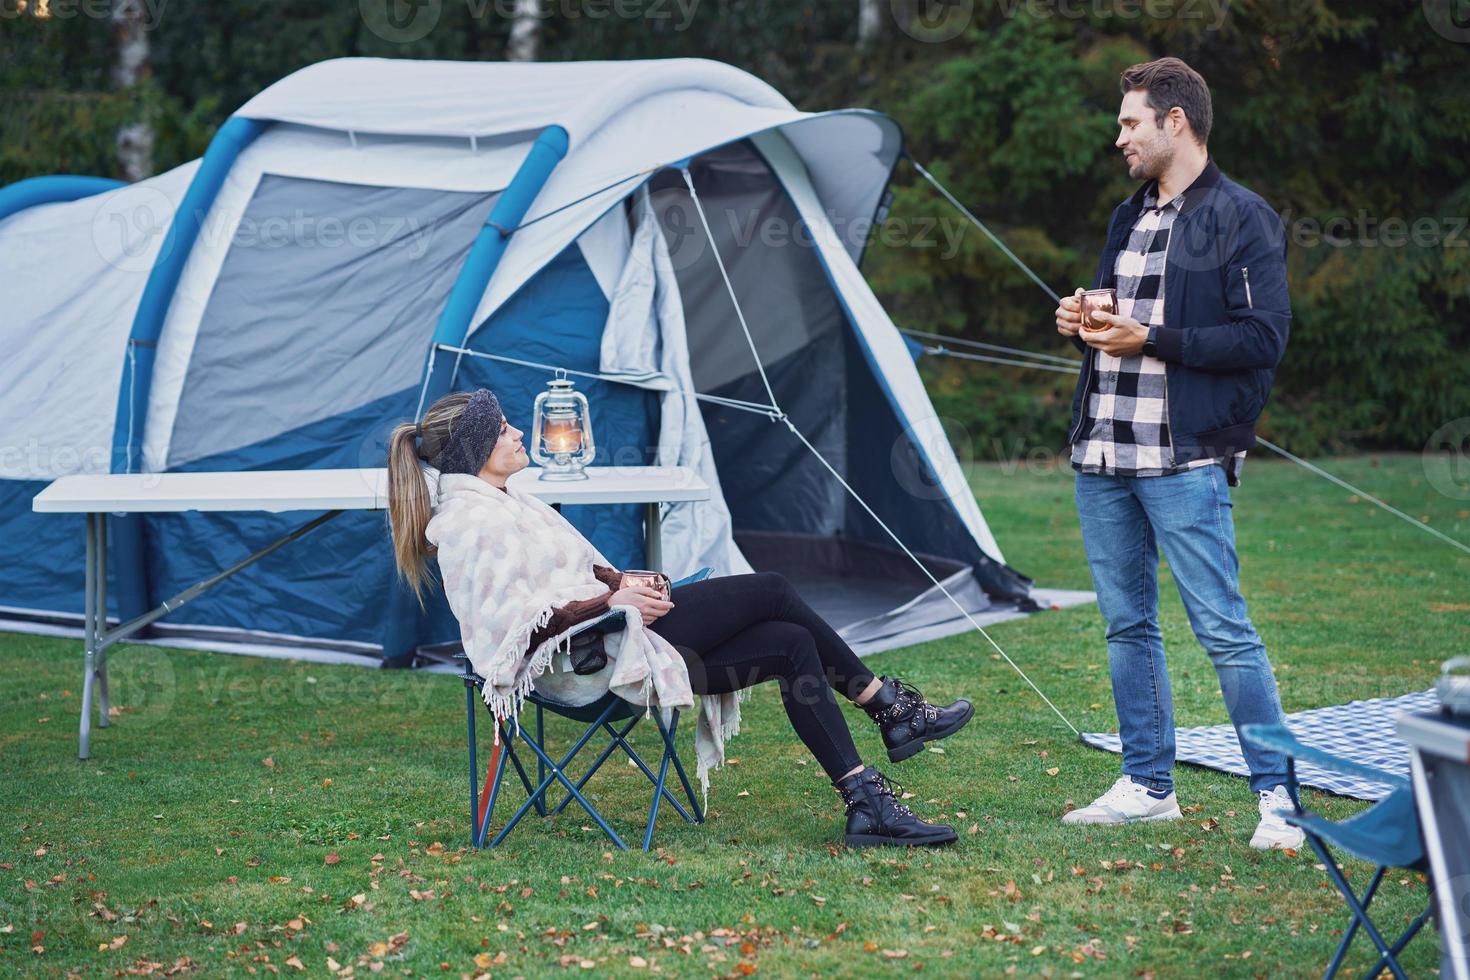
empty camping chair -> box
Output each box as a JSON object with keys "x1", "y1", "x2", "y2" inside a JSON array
[
  {"x1": 458, "y1": 568, "x2": 712, "y2": 851},
  {"x1": 1241, "y1": 723, "x2": 1435, "y2": 979}
]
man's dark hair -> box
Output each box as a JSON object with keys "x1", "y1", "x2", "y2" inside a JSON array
[{"x1": 1120, "y1": 56, "x2": 1212, "y2": 146}]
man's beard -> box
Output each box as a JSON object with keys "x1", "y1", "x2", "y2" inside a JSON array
[{"x1": 1128, "y1": 138, "x2": 1172, "y2": 181}]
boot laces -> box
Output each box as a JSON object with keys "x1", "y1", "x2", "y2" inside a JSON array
[
  {"x1": 838, "y1": 770, "x2": 914, "y2": 817},
  {"x1": 892, "y1": 679, "x2": 937, "y2": 722},
  {"x1": 871, "y1": 770, "x2": 914, "y2": 817}
]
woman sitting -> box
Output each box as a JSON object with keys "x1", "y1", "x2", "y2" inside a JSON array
[{"x1": 387, "y1": 388, "x2": 975, "y2": 848}]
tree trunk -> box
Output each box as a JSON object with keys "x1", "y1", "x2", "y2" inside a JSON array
[
  {"x1": 506, "y1": 0, "x2": 541, "y2": 63},
  {"x1": 112, "y1": 0, "x2": 153, "y2": 181},
  {"x1": 857, "y1": 0, "x2": 883, "y2": 48}
]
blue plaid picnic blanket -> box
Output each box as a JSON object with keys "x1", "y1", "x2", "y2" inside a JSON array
[{"x1": 1080, "y1": 690, "x2": 1439, "y2": 800}]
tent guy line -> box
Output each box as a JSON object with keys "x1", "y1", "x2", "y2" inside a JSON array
[
  {"x1": 900, "y1": 328, "x2": 1082, "y2": 366},
  {"x1": 907, "y1": 155, "x2": 1061, "y2": 306},
  {"x1": 680, "y1": 169, "x2": 782, "y2": 413},
  {"x1": 913, "y1": 344, "x2": 1080, "y2": 375},
  {"x1": 1255, "y1": 438, "x2": 1470, "y2": 560},
  {"x1": 907, "y1": 155, "x2": 1470, "y2": 563},
  {"x1": 430, "y1": 344, "x2": 783, "y2": 419},
  {"x1": 679, "y1": 166, "x2": 1083, "y2": 735},
  {"x1": 511, "y1": 165, "x2": 661, "y2": 234}
]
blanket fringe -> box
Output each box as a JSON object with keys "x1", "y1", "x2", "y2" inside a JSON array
[{"x1": 477, "y1": 601, "x2": 568, "y2": 740}]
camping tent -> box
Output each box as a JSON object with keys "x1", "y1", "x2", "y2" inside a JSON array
[{"x1": 0, "y1": 57, "x2": 1037, "y2": 667}]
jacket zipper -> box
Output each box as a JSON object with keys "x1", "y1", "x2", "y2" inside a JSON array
[
  {"x1": 1242, "y1": 266, "x2": 1253, "y2": 308},
  {"x1": 1068, "y1": 221, "x2": 1116, "y2": 445},
  {"x1": 1067, "y1": 345, "x2": 1095, "y2": 445},
  {"x1": 1158, "y1": 210, "x2": 1178, "y2": 466}
]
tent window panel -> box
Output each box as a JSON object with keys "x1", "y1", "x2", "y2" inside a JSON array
[
  {"x1": 653, "y1": 141, "x2": 849, "y2": 539},
  {"x1": 168, "y1": 175, "x2": 499, "y2": 469},
  {"x1": 649, "y1": 144, "x2": 846, "y2": 397}
]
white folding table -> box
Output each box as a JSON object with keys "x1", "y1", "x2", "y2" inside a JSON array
[{"x1": 31, "y1": 465, "x2": 708, "y2": 759}]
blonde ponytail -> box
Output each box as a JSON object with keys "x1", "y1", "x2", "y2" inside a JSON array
[{"x1": 386, "y1": 390, "x2": 475, "y2": 606}]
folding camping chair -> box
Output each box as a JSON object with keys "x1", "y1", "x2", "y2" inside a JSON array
[
  {"x1": 458, "y1": 568, "x2": 711, "y2": 851},
  {"x1": 1241, "y1": 724, "x2": 1436, "y2": 979}
]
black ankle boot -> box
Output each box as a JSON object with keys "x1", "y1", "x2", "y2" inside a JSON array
[
  {"x1": 862, "y1": 676, "x2": 975, "y2": 763},
  {"x1": 833, "y1": 766, "x2": 957, "y2": 848}
]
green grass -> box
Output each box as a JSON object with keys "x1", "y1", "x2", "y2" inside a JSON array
[{"x1": 4, "y1": 454, "x2": 1467, "y2": 977}]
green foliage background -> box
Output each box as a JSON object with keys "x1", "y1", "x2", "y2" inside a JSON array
[{"x1": 3, "y1": 0, "x2": 1466, "y2": 458}]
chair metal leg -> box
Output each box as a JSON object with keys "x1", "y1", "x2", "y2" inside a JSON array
[
  {"x1": 459, "y1": 690, "x2": 703, "y2": 850},
  {"x1": 1360, "y1": 904, "x2": 1433, "y2": 980},
  {"x1": 1325, "y1": 864, "x2": 1386, "y2": 977},
  {"x1": 551, "y1": 715, "x2": 641, "y2": 815},
  {"x1": 549, "y1": 715, "x2": 693, "y2": 823},
  {"x1": 602, "y1": 720, "x2": 695, "y2": 823},
  {"x1": 501, "y1": 733, "x2": 539, "y2": 800},
  {"x1": 491, "y1": 716, "x2": 629, "y2": 849},
  {"x1": 534, "y1": 704, "x2": 547, "y2": 816},
  {"x1": 657, "y1": 708, "x2": 704, "y2": 823},
  {"x1": 466, "y1": 681, "x2": 478, "y2": 843},
  {"x1": 642, "y1": 710, "x2": 677, "y2": 851},
  {"x1": 475, "y1": 738, "x2": 508, "y2": 849},
  {"x1": 1315, "y1": 840, "x2": 1410, "y2": 980}
]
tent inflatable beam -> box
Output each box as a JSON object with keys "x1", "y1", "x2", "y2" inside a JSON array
[
  {"x1": 0, "y1": 175, "x2": 126, "y2": 222},
  {"x1": 107, "y1": 116, "x2": 270, "y2": 626},
  {"x1": 381, "y1": 124, "x2": 571, "y2": 667}
]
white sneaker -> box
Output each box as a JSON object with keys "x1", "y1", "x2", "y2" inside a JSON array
[
  {"x1": 1250, "y1": 786, "x2": 1305, "y2": 851},
  {"x1": 1062, "y1": 776, "x2": 1183, "y2": 825}
]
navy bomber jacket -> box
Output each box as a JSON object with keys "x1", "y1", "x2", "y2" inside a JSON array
[{"x1": 1068, "y1": 158, "x2": 1291, "y2": 468}]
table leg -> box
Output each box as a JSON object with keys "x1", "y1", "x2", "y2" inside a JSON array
[
  {"x1": 96, "y1": 513, "x2": 110, "y2": 727},
  {"x1": 79, "y1": 513, "x2": 97, "y2": 761},
  {"x1": 644, "y1": 502, "x2": 661, "y2": 572}
]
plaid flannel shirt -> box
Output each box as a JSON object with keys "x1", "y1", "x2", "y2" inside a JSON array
[{"x1": 1070, "y1": 184, "x2": 1246, "y2": 484}]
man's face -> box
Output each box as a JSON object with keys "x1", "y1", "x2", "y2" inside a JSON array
[{"x1": 1115, "y1": 89, "x2": 1175, "y2": 181}]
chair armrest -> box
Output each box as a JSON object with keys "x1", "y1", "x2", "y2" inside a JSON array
[
  {"x1": 566, "y1": 607, "x2": 629, "y2": 639},
  {"x1": 1240, "y1": 723, "x2": 1409, "y2": 790},
  {"x1": 671, "y1": 567, "x2": 712, "y2": 589}
]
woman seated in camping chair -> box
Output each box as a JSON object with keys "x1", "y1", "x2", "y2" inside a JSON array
[{"x1": 386, "y1": 388, "x2": 975, "y2": 849}]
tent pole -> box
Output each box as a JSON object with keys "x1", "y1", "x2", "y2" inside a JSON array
[
  {"x1": 382, "y1": 124, "x2": 571, "y2": 668},
  {"x1": 104, "y1": 116, "x2": 270, "y2": 630},
  {"x1": 0, "y1": 175, "x2": 126, "y2": 221}
]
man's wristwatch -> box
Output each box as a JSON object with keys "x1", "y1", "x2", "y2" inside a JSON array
[{"x1": 1142, "y1": 327, "x2": 1160, "y2": 359}]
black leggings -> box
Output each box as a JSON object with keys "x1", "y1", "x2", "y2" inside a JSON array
[{"x1": 648, "y1": 571, "x2": 874, "y2": 781}]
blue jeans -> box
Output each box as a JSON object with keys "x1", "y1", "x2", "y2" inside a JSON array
[{"x1": 1075, "y1": 465, "x2": 1288, "y2": 794}]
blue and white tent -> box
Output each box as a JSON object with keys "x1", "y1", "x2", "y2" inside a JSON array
[{"x1": 0, "y1": 57, "x2": 1038, "y2": 666}]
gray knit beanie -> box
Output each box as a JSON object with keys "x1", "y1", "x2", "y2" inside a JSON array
[{"x1": 429, "y1": 388, "x2": 505, "y2": 476}]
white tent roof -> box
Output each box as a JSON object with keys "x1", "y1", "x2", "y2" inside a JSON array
[
  {"x1": 235, "y1": 57, "x2": 795, "y2": 142},
  {"x1": 233, "y1": 57, "x2": 901, "y2": 288}
]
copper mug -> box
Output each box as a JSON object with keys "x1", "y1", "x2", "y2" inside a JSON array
[
  {"x1": 619, "y1": 569, "x2": 671, "y2": 601},
  {"x1": 1079, "y1": 288, "x2": 1117, "y2": 331}
]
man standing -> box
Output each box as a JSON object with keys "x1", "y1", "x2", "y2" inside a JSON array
[{"x1": 1054, "y1": 57, "x2": 1302, "y2": 850}]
